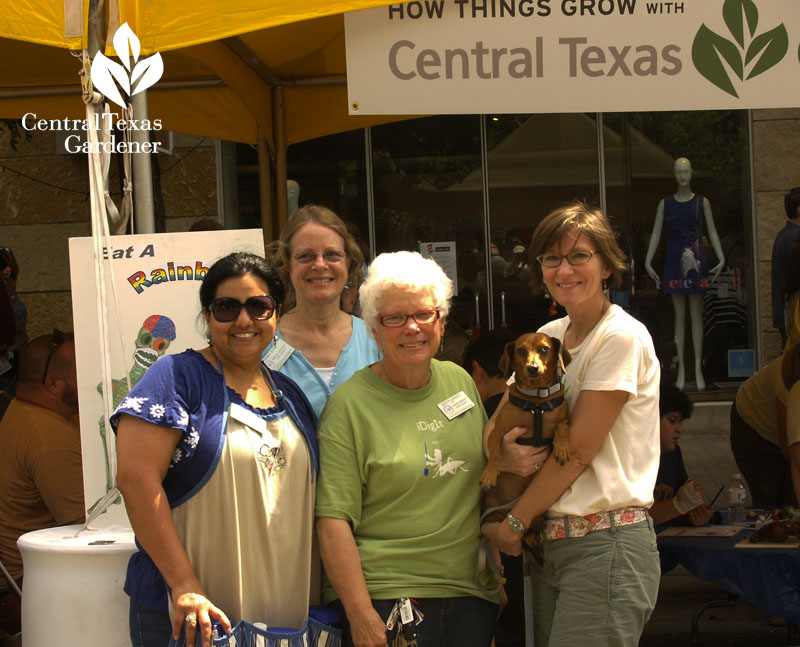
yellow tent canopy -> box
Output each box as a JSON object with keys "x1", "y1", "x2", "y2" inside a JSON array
[
  {"x1": 0, "y1": 1, "x2": 412, "y2": 146},
  {"x1": 0, "y1": 1, "x2": 419, "y2": 232}
]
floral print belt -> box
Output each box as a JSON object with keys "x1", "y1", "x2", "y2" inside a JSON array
[{"x1": 536, "y1": 506, "x2": 649, "y2": 542}]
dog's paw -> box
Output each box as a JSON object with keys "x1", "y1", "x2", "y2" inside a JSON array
[
  {"x1": 479, "y1": 467, "x2": 499, "y2": 490},
  {"x1": 552, "y1": 442, "x2": 570, "y2": 466}
]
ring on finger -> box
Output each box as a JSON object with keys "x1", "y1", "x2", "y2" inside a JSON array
[{"x1": 185, "y1": 615, "x2": 197, "y2": 624}]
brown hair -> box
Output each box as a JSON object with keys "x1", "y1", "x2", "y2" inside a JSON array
[
  {"x1": 527, "y1": 202, "x2": 627, "y2": 292},
  {"x1": 267, "y1": 205, "x2": 365, "y2": 296}
]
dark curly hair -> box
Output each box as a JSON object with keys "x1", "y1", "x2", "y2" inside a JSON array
[
  {"x1": 785, "y1": 187, "x2": 800, "y2": 220},
  {"x1": 659, "y1": 381, "x2": 693, "y2": 420}
]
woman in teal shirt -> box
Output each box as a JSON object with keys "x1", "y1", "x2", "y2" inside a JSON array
[{"x1": 264, "y1": 205, "x2": 380, "y2": 417}]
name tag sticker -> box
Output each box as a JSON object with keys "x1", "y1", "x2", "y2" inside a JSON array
[
  {"x1": 229, "y1": 402, "x2": 268, "y2": 435},
  {"x1": 437, "y1": 391, "x2": 476, "y2": 420},
  {"x1": 263, "y1": 339, "x2": 294, "y2": 370}
]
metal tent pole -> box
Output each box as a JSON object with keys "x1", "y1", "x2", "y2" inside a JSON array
[{"x1": 130, "y1": 91, "x2": 155, "y2": 233}]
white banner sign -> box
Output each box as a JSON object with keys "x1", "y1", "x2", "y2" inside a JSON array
[
  {"x1": 345, "y1": 0, "x2": 800, "y2": 114},
  {"x1": 70, "y1": 230, "x2": 264, "y2": 527}
]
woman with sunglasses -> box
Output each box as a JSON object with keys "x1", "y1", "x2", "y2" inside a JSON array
[
  {"x1": 316, "y1": 251, "x2": 500, "y2": 647},
  {"x1": 114, "y1": 253, "x2": 319, "y2": 647},
  {"x1": 482, "y1": 203, "x2": 661, "y2": 647},
  {"x1": 265, "y1": 205, "x2": 380, "y2": 417}
]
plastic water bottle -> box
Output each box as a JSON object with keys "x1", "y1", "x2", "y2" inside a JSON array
[{"x1": 727, "y1": 473, "x2": 747, "y2": 523}]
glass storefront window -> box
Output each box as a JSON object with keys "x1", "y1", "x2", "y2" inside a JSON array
[
  {"x1": 234, "y1": 110, "x2": 752, "y2": 388},
  {"x1": 235, "y1": 129, "x2": 369, "y2": 246},
  {"x1": 485, "y1": 113, "x2": 601, "y2": 333},
  {"x1": 604, "y1": 111, "x2": 751, "y2": 388},
  {"x1": 370, "y1": 116, "x2": 485, "y2": 356}
]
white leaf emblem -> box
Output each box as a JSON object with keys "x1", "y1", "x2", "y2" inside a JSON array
[
  {"x1": 90, "y1": 23, "x2": 164, "y2": 109},
  {"x1": 112, "y1": 23, "x2": 140, "y2": 72},
  {"x1": 91, "y1": 53, "x2": 130, "y2": 109},
  {"x1": 132, "y1": 53, "x2": 164, "y2": 96}
]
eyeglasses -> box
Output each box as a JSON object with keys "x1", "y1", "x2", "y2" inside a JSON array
[
  {"x1": 41, "y1": 328, "x2": 65, "y2": 384},
  {"x1": 536, "y1": 250, "x2": 599, "y2": 268},
  {"x1": 293, "y1": 251, "x2": 347, "y2": 265},
  {"x1": 378, "y1": 309, "x2": 440, "y2": 328},
  {"x1": 209, "y1": 295, "x2": 276, "y2": 323}
]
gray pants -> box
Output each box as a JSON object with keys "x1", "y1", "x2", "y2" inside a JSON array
[{"x1": 528, "y1": 518, "x2": 660, "y2": 647}]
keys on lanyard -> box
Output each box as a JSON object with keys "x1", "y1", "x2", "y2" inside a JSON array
[{"x1": 386, "y1": 597, "x2": 423, "y2": 647}]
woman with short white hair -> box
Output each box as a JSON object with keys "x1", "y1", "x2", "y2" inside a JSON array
[{"x1": 315, "y1": 251, "x2": 500, "y2": 647}]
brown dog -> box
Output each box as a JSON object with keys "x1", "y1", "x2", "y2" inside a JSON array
[{"x1": 479, "y1": 332, "x2": 570, "y2": 506}]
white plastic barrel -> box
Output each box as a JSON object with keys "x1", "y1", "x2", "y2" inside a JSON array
[{"x1": 18, "y1": 524, "x2": 136, "y2": 647}]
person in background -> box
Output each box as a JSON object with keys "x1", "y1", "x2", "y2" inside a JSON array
[
  {"x1": 505, "y1": 245, "x2": 530, "y2": 282},
  {"x1": 316, "y1": 251, "x2": 503, "y2": 647},
  {"x1": 782, "y1": 343, "x2": 800, "y2": 505},
  {"x1": 781, "y1": 232, "x2": 800, "y2": 351},
  {"x1": 650, "y1": 382, "x2": 712, "y2": 528},
  {"x1": 0, "y1": 277, "x2": 16, "y2": 358},
  {"x1": 463, "y1": 329, "x2": 518, "y2": 418},
  {"x1": 188, "y1": 218, "x2": 225, "y2": 232},
  {"x1": 0, "y1": 331, "x2": 84, "y2": 637},
  {"x1": 484, "y1": 202, "x2": 661, "y2": 647},
  {"x1": 649, "y1": 382, "x2": 711, "y2": 574},
  {"x1": 265, "y1": 205, "x2": 380, "y2": 417},
  {"x1": 771, "y1": 187, "x2": 800, "y2": 348},
  {"x1": 115, "y1": 253, "x2": 319, "y2": 647},
  {"x1": 0, "y1": 248, "x2": 27, "y2": 396},
  {"x1": 490, "y1": 244, "x2": 507, "y2": 281},
  {"x1": 731, "y1": 344, "x2": 800, "y2": 507}
]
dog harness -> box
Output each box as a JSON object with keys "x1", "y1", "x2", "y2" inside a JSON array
[{"x1": 509, "y1": 376, "x2": 566, "y2": 447}]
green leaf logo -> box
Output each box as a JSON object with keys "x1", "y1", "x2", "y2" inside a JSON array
[{"x1": 692, "y1": 0, "x2": 788, "y2": 98}]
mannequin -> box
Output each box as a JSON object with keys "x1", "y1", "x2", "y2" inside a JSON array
[
  {"x1": 645, "y1": 158, "x2": 724, "y2": 391},
  {"x1": 287, "y1": 179, "x2": 300, "y2": 218}
]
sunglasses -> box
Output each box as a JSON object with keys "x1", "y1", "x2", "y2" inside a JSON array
[
  {"x1": 209, "y1": 295, "x2": 276, "y2": 323},
  {"x1": 378, "y1": 309, "x2": 440, "y2": 328},
  {"x1": 41, "y1": 328, "x2": 66, "y2": 384}
]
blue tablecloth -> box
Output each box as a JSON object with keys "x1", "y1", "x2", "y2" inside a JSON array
[{"x1": 658, "y1": 528, "x2": 800, "y2": 623}]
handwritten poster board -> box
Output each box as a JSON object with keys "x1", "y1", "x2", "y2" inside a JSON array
[{"x1": 69, "y1": 230, "x2": 264, "y2": 527}]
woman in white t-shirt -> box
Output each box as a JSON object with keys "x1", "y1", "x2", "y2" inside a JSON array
[{"x1": 483, "y1": 202, "x2": 661, "y2": 647}]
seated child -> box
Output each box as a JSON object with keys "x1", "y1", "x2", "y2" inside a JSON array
[{"x1": 650, "y1": 382, "x2": 712, "y2": 571}]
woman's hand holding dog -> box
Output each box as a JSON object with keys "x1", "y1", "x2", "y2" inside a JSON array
[
  {"x1": 499, "y1": 427, "x2": 550, "y2": 476},
  {"x1": 483, "y1": 520, "x2": 523, "y2": 557}
]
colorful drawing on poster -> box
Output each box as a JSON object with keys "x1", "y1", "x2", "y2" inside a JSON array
[{"x1": 96, "y1": 314, "x2": 177, "y2": 492}]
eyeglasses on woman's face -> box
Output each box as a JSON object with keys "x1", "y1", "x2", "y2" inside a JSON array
[
  {"x1": 378, "y1": 309, "x2": 440, "y2": 328},
  {"x1": 536, "y1": 250, "x2": 599, "y2": 268},
  {"x1": 292, "y1": 250, "x2": 347, "y2": 265},
  {"x1": 209, "y1": 295, "x2": 276, "y2": 323}
]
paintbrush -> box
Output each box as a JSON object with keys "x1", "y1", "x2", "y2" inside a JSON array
[{"x1": 709, "y1": 484, "x2": 725, "y2": 507}]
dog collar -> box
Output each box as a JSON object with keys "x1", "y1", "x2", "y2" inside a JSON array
[
  {"x1": 508, "y1": 393, "x2": 564, "y2": 413},
  {"x1": 516, "y1": 375, "x2": 565, "y2": 399}
]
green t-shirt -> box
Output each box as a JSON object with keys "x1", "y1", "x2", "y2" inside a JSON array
[{"x1": 316, "y1": 359, "x2": 497, "y2": 604}]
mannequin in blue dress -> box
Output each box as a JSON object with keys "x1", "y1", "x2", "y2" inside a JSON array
[{"x1": 645, "y1": 158, "x2": 725, "y2": 391}]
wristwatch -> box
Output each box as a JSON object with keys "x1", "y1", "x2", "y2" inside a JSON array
[{"x1": 506, "y1": 513, "x2": 526, "y2": 534}]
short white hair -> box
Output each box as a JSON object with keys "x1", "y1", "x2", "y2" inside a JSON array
[{"x1": 359, "y1": 251, "x2": 453, "y2": 332}]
